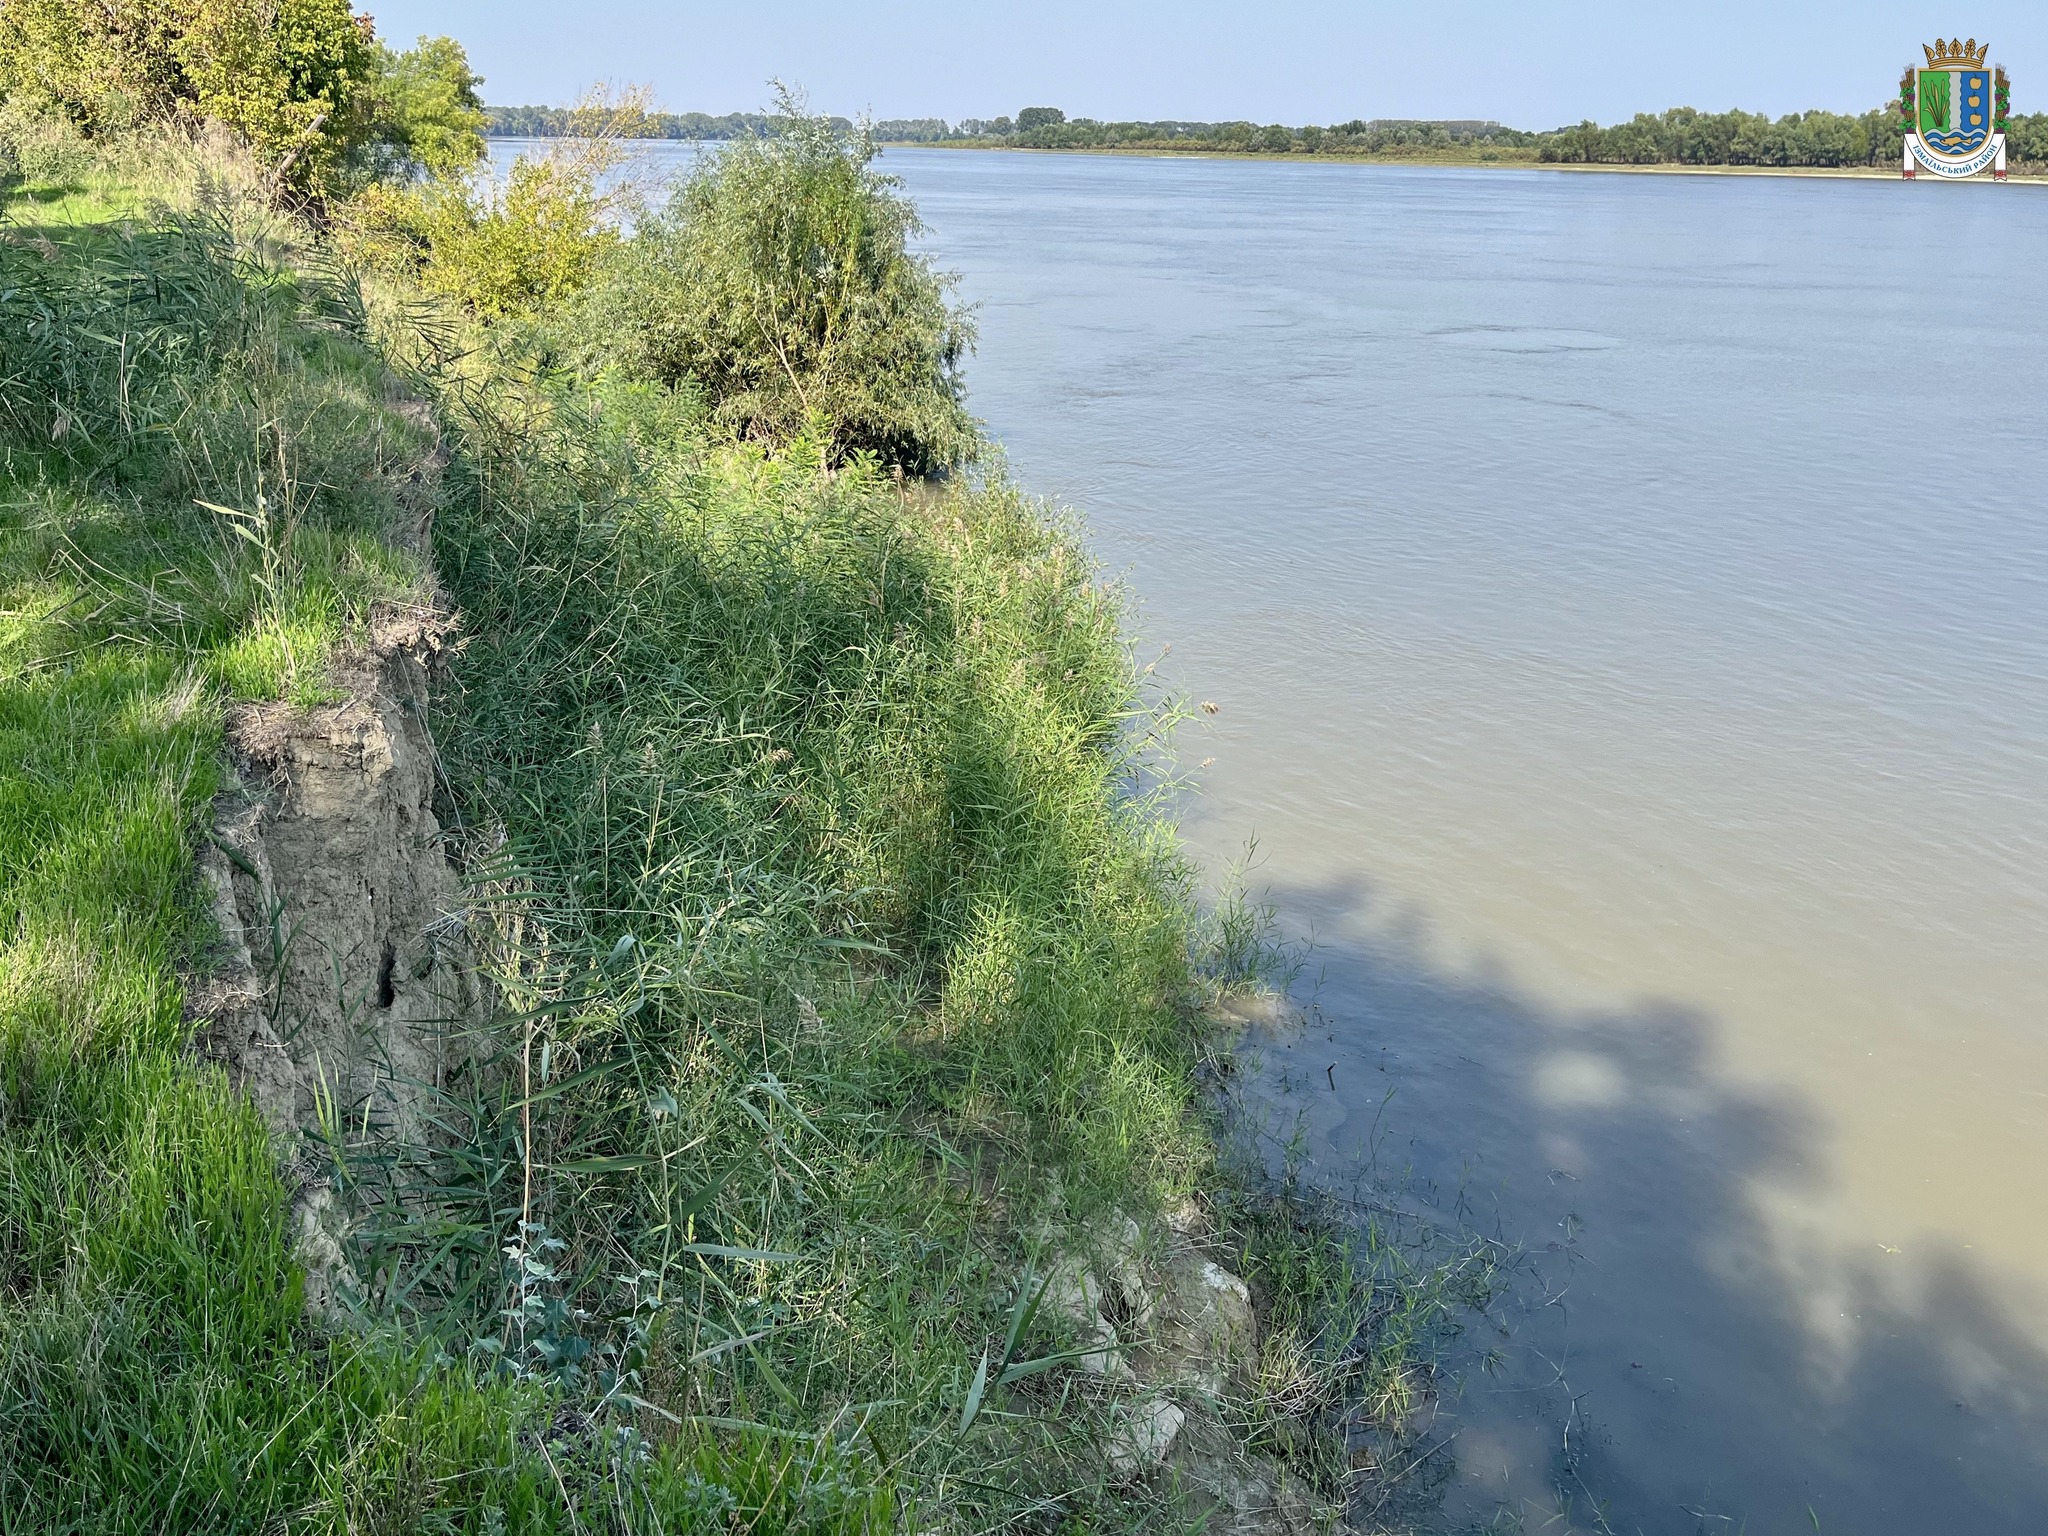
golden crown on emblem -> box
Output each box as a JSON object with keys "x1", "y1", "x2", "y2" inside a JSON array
[{"x1": 1923, "y1": 38, "x2": 1990, "y2": 69}]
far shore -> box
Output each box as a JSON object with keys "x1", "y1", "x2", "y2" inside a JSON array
[
  {"x1": 867, "y1": 138, "x2": 2048, "y2": 183},
  {"x1": 481, "y1": 133, "x2": 2048, "y2": 186}
]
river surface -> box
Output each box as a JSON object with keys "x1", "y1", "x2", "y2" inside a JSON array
[{"x1": 500, "y1": 141, "x2": 2048, "y2": 1532}]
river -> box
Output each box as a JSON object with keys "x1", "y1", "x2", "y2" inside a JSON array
[{"x1": 501, "y1": 140, "x2": 2048, "y2": 1532}]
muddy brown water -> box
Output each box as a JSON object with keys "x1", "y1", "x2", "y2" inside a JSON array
[
  {"x1": 894, "y1": 151, "x2": 2048, "y2": 1533},
  {"x1": 496, "y1": 140, "x2": 2048, "y2": 1531}
]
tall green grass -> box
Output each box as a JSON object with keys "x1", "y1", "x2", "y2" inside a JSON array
[
  {"x1": 0, "y1": 198, "x2": 680, "y2": 1534},
  {"x1": 0, "y1": 129, "x2": 1496, "y2": 1530},
  {"x1": 383, "y1": 347, "x2": 1502, "y2": 1526},
  {"x1": 0, "y1": 173, "x2": 1206, "y2": 1530},
  {"x1": 311, "y1": 351, "x2": 1217, "y2": 1521}
]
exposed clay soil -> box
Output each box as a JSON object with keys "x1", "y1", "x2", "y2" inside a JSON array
[{"x1": 188, "y1": 605, "x2": 490, "y2": 1306}]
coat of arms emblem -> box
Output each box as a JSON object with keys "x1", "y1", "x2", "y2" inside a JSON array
[{"x1": 1902, "y1": 39, "x2": 2010, "y2": 179}]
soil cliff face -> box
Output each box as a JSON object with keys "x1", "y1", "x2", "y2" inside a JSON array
[{"x1": 189, "y1": 611, "x2": 488, "y2": 1302}]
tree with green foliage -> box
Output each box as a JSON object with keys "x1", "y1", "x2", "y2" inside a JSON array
[
  {"x1": 572, "y1": 94, "x2": 978, "y2": 473},
  {"x1": 2007, "y1": 112, "x2": 2048, "y2": 162},
  {"x1": 0, "y1": 1, "x2": 482, "y2": 194},
  {"x1": 1535, "y1": 103, "x2": 1905, "y2": 168},
  {"x1": 165, "y1": 0, "x2": 374, "y2": 184},
  {"x1": 0, "y1": 0, "x2": 374, "y2": 185},
  {"x1": 0, "y1": 0, "x2": 186, "y2": 129},
  {"x1": 1015, "y1": 105, "x2": 1065, "y2": 132},
  {"x1": 352, "y1": 34, "x2": 489, "y2": 181}
]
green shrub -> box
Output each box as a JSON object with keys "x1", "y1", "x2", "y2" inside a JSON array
[
  {"x1": 350, "y1": 148, "x2": 620, "y2": 321},
  {"x1": 0, "y1": 100, "x2": 95, "y2": 186},
  {"x1": 571, "y1": 93, "x2": 978, "y2": 474}
]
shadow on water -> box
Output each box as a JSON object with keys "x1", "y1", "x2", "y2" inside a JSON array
[{"x1": 1226, "y1": 874, "x2": 2048, "y2": 1535}]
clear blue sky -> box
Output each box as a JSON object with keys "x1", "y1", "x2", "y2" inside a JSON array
[{"x1": 365, "y1": 3, "x2": 2048, "y2": 129}]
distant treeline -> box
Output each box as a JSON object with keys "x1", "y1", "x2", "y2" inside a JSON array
[
  {"x1": 487, "y1": 106, "x2": 846, "y2": 139},
  {"x1": 1541, "y1": 105, "x2": 2048, "y2": 167},
  {"x1": 487, "y1": 105, "x2": 1533, "y2": 156},
  {"x1": 971, "y1": 114, "x2": 1533, "y2": 155},
  {"x1": 488, "y1": 103, "x2": 2048, "y2": 166},
  {"x1": 484, "y1": 106, "x2": 1030, "y2": 142}
]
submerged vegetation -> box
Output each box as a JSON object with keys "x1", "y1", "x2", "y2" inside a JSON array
[{"x1": 0, "y1": 17, "x2": 1500, "y2": 1529}]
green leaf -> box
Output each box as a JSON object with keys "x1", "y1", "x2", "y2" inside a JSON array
[
  {"x1": 747, "y1": 1339, "x2": 801, "y2": 1407},
  {"x1": 810, "y1": 935, "x2": 893, "y2": 955},
  {"x1": 1001, "y1": 1263, "x2": 1050, "y2": 1371},
  {"x1": 677, "y1": 1170, "x2": 730, "y2": 1221},
  {"x1": 508, "y1": 1056, "x2": 629, "y2": 1108},
  {"x1": 957, "y1": 1347, "x2": 991, "y2": 1436},
  {"x1": 746, "y1": 1074, "x2": 823, "y2": 1139},
  {"x1": 679, "y1": 1242, "x2": 805, "y2": 1263},
  {"x1": 997, "y1": 1346, "x2": 1104, "y2": 1386},
  {"x1": 551, "y1": 1153, "x2": 664, "y2": 1174}
]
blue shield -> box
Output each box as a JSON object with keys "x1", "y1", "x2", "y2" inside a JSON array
[{"x1": 1925, "y1": 69, "x2": 1991, "y2": 153}]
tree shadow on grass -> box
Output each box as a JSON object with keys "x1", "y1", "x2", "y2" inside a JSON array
[{"x1": 1224, "y1": 874, "x2": 2048, "y2": 1535}]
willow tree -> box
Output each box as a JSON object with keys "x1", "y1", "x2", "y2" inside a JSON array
[{"x1": 574, "y1": 91, "x2": 980, "y2": 475}]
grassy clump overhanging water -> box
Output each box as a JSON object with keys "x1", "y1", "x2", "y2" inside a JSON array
[
  {"x1": 375, "y1": 360, "x2": 1210, "y2": 1521},
  {"x1": 0, "y1": 101, "x2": 1494, "y2": 1530}
]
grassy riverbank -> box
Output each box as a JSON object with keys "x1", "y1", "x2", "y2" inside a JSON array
[{"x1": 0, "y1": 107, "x2": 1491, "y2": 1528}]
